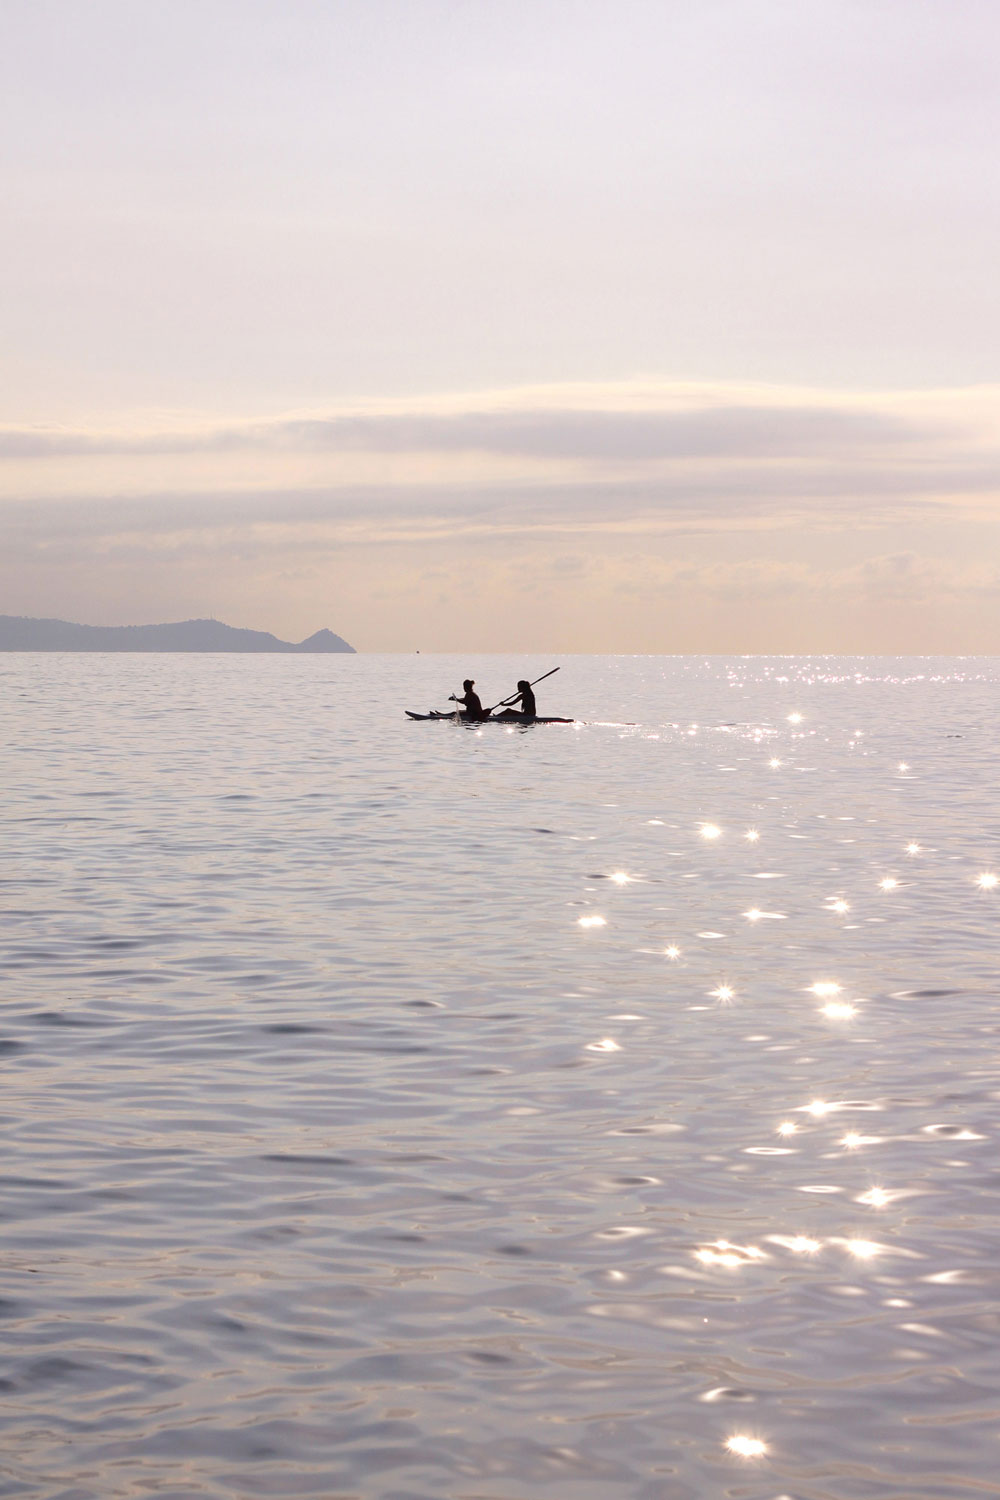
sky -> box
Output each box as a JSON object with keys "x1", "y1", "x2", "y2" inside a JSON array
[{"x1": 2, "y1": 0, "x2": 999, "y2": 652}]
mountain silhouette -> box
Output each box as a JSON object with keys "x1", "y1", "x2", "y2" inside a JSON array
[{"x1": 0, "y1": 615, "x2": 355, "y2": 652}]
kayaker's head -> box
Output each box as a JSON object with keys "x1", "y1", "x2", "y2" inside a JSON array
[
  {"x1": 463, "y1": 679, "x2": 474, "y2": 691},
  {"x1": 517, "y1": 680, "x2": 529, "y2": 690}
]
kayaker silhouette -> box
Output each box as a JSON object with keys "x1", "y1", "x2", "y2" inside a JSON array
[
  {"x1": 449, "y1": 679, "x2": 487, "y2": 720},
  {"x1": 506, "y1": 679, "x2": 537, "y2": 717}
]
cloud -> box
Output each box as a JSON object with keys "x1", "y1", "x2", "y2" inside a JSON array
[
  {"x1": 0, "y1": 378, "x2": 989, "y2": 463},
  {"x1": 252, "y1": 404, "x2": 935, "y2": 461},
  {"x1": 0, "y1": 470, "x2": 950, "y2": 567},
  {"x1": 2, "y1": 383, "x2": 996, "y2": 550},
  {"x1": 834, "y1": 550, "x2": 1000, "y2": 600},
  {"x1": 2, "y1": 380, "x2": 998, "y2": 651}
]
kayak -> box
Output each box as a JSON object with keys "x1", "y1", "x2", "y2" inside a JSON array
[
  {"x1": 405, "y1": 709, "x2": 576, "y2": 723},
  {"x1": 405, "y1": 710, "x2": 575, "y2": 723}
]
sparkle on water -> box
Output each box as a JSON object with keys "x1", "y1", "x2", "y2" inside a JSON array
[
  {"x1": 696, "y1": 1239, "x2": 766, "y2": 1268},
  {"x1": 846, "y1": 1238, "x2": 885, "y2": 1260},
  {"x1": 726, "y1": 1434, "x2": 769, "y2": 1457},
  {"x1": 3, "y1": 652, "x2": 999, "y2": 1499},
  {"x1": 805, "y1": 1098, "x2": 834, "y2": 1116},
  {"x1": 772, "y1": 1234, "x2": 822, "y2": 1254},
  {"x1": 821, "y1": 1000, "x2": 857, "y2": 1019},
  {"x1": 841, "y1": 1131, "x2": 882, "y2": 1148}
]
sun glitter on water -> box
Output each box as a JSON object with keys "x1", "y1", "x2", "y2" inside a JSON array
[
  {"x1": 846, "y1": 1239, "x2": 884, "y2": 1260},
  {"x1": 726, "y1": 1434, "x2": 768, "y2": 1458},
  {"x1": 696, "y1": 1240, "x2": 765, "y2": 1268}
]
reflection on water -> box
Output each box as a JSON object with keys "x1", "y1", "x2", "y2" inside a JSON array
[
  {"x1": 726, "y1": 1433, "x2": 768, "y2": 1457},
  {"x1": 2, "y1": 652, "x2": 1000, "y2": 1498}
]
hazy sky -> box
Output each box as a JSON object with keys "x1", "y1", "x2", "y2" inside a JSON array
[{"x1": 3, "y1": 0, "x2": 999, "y2": 650}]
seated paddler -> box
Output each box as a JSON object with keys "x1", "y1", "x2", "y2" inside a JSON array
[
  {"x1": 449, "y1": 678, "x2": 487, "y2": 720},
  {"x1": 506, "y1": 679, "x2": 537, "y2": 717}
]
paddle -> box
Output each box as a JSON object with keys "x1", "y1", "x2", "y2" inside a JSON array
[{"x1": 485, "y1": 666, "x2": 560, "y2": 715}]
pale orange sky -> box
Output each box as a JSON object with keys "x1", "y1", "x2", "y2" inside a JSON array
[{"x1": 3, "y1": 1, "x2": 999, "y2": 651}]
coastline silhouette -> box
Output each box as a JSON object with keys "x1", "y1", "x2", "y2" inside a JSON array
[{"x1": 0, "y1": 615, "x2": 355, "y2": 653}]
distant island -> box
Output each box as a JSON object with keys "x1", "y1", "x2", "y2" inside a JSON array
[{"x1": 0, "y1": 615, "x2": 356, "y2": 653}]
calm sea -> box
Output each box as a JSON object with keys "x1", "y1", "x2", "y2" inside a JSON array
[{"x1": 2, "y1": 654, "x2": 999, "y2": 1500}]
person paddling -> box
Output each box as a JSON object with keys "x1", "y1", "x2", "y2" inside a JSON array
[
  {"x1": 506, "y1": 679, "x2": 537, "y2": 717},
  {"x1": 449, "y1": 678, "x2": 487, "y2": 720}
]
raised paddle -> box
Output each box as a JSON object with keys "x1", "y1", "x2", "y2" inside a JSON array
[{"x1": 486, "y1": 666, "x2": 560, "y2": 715}]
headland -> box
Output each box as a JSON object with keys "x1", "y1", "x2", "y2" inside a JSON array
[{"x1": 0, "y1": 616, "x2": 356, "y2": 652}]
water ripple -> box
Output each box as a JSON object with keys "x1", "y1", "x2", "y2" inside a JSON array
[{"x1": 1, "y1": 653, "x2": 999, "y2": 1497}]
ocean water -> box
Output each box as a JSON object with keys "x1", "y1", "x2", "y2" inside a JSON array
[{"x1": 2, "y1": 653, "x2": 999, "y2": 1500}]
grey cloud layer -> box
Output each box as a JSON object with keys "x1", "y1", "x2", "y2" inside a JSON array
[
  {"x1": 2, "y1": 391, "x2": 994, "y2": 576},
  {"x1": 0, "y1": 402, "x2": 944, "y2": 461},
  {"x1": 0, "y1": 465, "x2": 968, "y2": 555},
  {"x1": 262, "y1": 405, "x2": 932, "y2": 461}
]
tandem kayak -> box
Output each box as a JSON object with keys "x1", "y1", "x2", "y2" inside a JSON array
[{"x1": 405, "y1": 710, "x2": 576, "y2": 723}]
